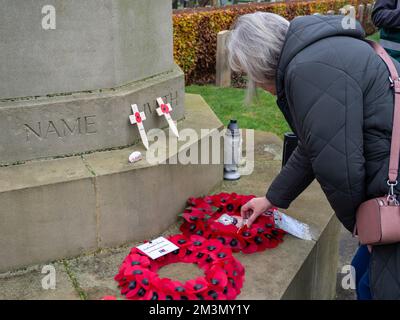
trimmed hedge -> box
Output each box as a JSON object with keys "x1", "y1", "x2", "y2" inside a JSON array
[{"x1": 173, "y1": 0, "x2": 376, "y2": 85}]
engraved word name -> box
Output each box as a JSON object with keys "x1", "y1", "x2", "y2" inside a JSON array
[{"x1": 24, "y1": 115, "x2": 97, "y2": 141}]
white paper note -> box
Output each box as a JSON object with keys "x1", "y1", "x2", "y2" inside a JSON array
[
  {"x1": 136, "y1": 236, "x2": 180, "y2": 260},
  {"x1": 265, "y1": 209, "x2": 316, "y2": 241}
]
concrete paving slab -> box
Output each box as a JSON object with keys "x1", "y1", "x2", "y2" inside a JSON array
[
  {"x1": 66, "y1": 223, "x2": 183, "y2": 300},
  {"x1": 66, "y1": 249, "x2": 128, "y2": 300},
  {"x1": 0, "y1": 263, "x2": 79, "y2": 300}
]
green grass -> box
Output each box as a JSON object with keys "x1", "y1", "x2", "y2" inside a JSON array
[
  {"x1": 368, "y1": 32, "x2": 380, "y2": 42},
  {"x1": 185, "y1": 85, "x2": 290, "y2": 138}
]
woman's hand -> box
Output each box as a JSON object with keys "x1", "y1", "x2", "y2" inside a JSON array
[{"x1": 240, "y1": 197, "x2": 273, "y2": 227}]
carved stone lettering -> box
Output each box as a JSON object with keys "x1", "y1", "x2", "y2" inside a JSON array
[
  {"x1": 84, "y1": 115, "x2": 97, "y2": 134},
  {"x1": 45, "y1": 121, "x2": 61, "y2": 138},
  {"x1": 141, "y1": 92, "x2": 178, "y2": 117},
  {"x1": 61, "y1": 118, "x2": 81, "y2": 136},
  {"x1": 24, "y1": 115, "x2": 97, "y2": 141}
]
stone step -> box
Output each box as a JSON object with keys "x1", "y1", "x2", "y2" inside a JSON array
[
  {"x1": 0, "y1": 122, "x2": 342, "y2": 301},
  {"x1": 0, "y1": 93, "x2": 224, "y2": 272}
]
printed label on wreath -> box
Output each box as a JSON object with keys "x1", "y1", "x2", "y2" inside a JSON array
[
  {"x1": 136, "y1": 236, "x2": 179, "y2": 260},
  {"x1": 217, "y1": 214, "x2": 246, "y2": 227},
  {"x1": 218, "y1": 214, "x2": 236, "y2": 226}
]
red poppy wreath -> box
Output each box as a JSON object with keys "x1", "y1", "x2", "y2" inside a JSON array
[
  {"x1": 180, "y1": 192, "x2": 286, "y2": 253},
  {"x1": 114, "y1": 234, "x2": 245, "y2": 300}
]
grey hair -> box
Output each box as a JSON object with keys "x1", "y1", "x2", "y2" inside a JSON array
[{"x1": 227, "y1": 12, "x2": 289, "y2": 101}]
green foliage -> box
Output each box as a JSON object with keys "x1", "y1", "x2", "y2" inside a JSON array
[
  {"x1": 367, "y1": 32, "x2": 380, "y2": 42},
  {"x1": 174, "y1": 0, "x2": 376, "y2": 85}
]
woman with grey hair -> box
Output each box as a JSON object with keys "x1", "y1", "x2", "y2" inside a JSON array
[{"x1": 228, "y1": 12, "x2": 400, "y2": 299}]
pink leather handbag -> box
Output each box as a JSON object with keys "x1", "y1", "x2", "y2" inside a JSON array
[{"x1": 354, "y1": 40, "x2": 400, "y2": 246}]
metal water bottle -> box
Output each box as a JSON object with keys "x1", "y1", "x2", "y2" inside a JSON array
[
  {"x1": 224, "y1": 119, "x2": 242, "y2": 180},
  {"x1": 282, "y1": 132, "x2": 298, "y2": 168}
]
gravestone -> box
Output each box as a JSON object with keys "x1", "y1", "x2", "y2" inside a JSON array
[
  {"x1": 0, "y1": 0, "x2": 185, "y2": 165},
  {"x1": 216, "y1": 30, "x2": 232, "y2": 88}
]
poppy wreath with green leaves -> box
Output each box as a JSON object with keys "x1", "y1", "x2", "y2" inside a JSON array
[
  {"x1": 179, "y1": 192, "x2": 286, "y2": 254},
  {"x1": 114, "y1": 234, "x2": 245, "y2": 300}
]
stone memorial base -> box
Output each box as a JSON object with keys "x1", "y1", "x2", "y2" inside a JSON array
[
  {"x1": 0, "y1": 94, "x2": 223, "y2": 272},
  {"x1": 0, "y1": 127, "x2": 342, "y2": 300},
  {"x1": 0, "y1": 65, "x2": 184, "y2": 165}
]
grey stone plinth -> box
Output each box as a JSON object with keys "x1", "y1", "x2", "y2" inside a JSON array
[
  {"x1": 0, "y1": 65, "x2": 184, "y2": 165},
  {"x1": 0, "y1": 94, "x2": 223, "y2": 272},
  {"x1": 0, "y1": 0, "x2": 173, "y2": 99},
  {"x1": 0, "y1": 130, "x2": 345, "y2": 300},
  {"x1": 0, "y1": 157, "x2": 98, "y2": 272}
]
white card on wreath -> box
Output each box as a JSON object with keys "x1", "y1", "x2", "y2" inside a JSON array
[{"x1": 136, "y1": 236, "x2": 179, "y2": 260}]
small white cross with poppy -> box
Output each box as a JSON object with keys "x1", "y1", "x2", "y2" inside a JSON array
[
  {"x1": 156, "y1": 97, "x2": 179, "y2": 138},
  {"x1": 129, "y1": 104, "x2": 149, "y2": 150}
]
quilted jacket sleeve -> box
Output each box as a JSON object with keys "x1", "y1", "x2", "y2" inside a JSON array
[
  {"x1": 283, "y1": 61, "x2": 366, "y2": 232},
  {"x1": 372, "y1": 0, "x2": 400, "y2": 29},
  {"x1": 266, "y1": 141, "x2": 315, "y2": 209}
]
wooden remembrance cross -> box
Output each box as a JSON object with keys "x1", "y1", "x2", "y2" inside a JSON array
[
  {"x1": 156, "y1": 97, "x2": 180, "y2": 138},
  {"x1": 129, "y1": 104, "x2": 149, "y2": 150}
]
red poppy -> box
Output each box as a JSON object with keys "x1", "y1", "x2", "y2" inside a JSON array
[
  {"x1": 156, "y1": 278, "x2": 182, "y2": 300},
  {"x1": 204, "y1": 289, "x2": 226, "y2": 301},
  {"x1": 224, "y1": 286, "x2": 238, "y2": 300},
  {"x1": 134, "y1": 112, "x2": 142, "y2": 123},
  {"x1": 187, "y1": 235, "x2": 207, "y2": 252},
  {"x1": 182, "y1": 208, "x2": 208, "y2": 223},
  {"x1": 124, "y1": 277, "x2": 142, "y2": 298},
  {"x1": 167, "y1": 234, "x2": 186, "y2": 245},
  {"x1": 186, "y1": 196, "x2": 212, "y2": 210},
  {"x1": 206, "y1": 266, "x2": 228, "y2": 289},
  {"x1": 124, "y1": 253, "x2": 151, "y2": 269},
  {"x1": 241, "y1": 242, "x2": 259, "y2": 254},
  {"x1": 160, "y1": 104, "x2": 170, "y2": 114},
  {"x1": 178, "y1": 193, "x2": 285, "y2": 254},
  {"x1": 114, "y1": 234, "x2": 244, "y2": 300},
  {"x1": 180, "y1": 220, "x2": 211, "y2": 239},
  {"x1": 185, "y1": 276, "x2": 209, "y2": 294}
]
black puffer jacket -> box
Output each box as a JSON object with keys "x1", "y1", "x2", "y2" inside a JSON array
[{"x1": 265, "y1": 15, "x2": 400, "y2": 299}]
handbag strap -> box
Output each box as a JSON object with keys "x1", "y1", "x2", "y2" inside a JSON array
[{"x1": 367, "y1": 40, "x2": 400, "y2": 190}]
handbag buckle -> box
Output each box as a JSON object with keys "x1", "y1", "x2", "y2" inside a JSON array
[
  {"x1": 389, "y1": 76, "x2": 400, "y2": 93},
  {"x1": 387, "y1": 180, "x2": 399, "y2": 205}
]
